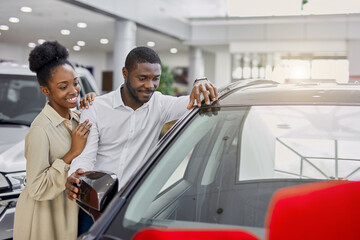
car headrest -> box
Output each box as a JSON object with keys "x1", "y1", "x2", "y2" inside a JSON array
[
  {"x1": 265, "y1": 180, "x2": 360, "y2": 240},
  {"x1": 132, "y1": 228, "x2": 261, "y2": 240}
]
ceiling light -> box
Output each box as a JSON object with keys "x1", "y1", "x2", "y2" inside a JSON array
[
  {"x1": 28, "y1": 42, "x2": 36, "y2": 48},
  {"x1": 100, "y1": 38, "x2": 109, "y2": 44},
  {"x1": 20, "y1": 7, "x2": 32, "y2": 13},
  {"x1": 77, "y1": 22, "x2": 87, "y2": 28},
  {"x1": 38, "y1": 39, "x2": 45, "y2": 44},
  {"x1": 73, "y1": 46, "x2": 81, "y2": 51},
  {"x1": 60, "y1": 29, "x2": 71, "y2": 35},
  {"x1": 77, "y1": 41, "x2": 85, "y2": 46},
  {"x1": 170, "y1": 48, "x2": 178, "y2": 54},
  {"x1": 9, "y1": 17, "x2": 20, "y2": 23},
  {"x1": 147, "y1": 41, "x2": 155, "y2": 47},
  {"x1": 0, "y1": 25, "x2": 9, "y2": 31}
]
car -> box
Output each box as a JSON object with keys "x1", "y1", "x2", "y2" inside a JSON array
[
  {"x1": 0, "y1": 62, "x2": 100, "y2": 240},
  {"x1": 78, "y1": 79, "x2": 360, "y2": 239}
]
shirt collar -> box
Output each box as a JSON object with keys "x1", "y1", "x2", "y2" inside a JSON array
[
  {"x1": 70, "y1": 110, "x2": 80, "y2": 123},
  {"x1": 42, "y1": 102, "x2": 80, "y2": 127},
  {"x1": 112, "y1": 85, "x2": 149, "y2": 110},
  {"x1": 113, "y1": 86, "x2": 124, "y2": 108}
]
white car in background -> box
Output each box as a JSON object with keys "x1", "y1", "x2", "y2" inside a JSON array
[{"x1": 0, "y1": 62, "x2": 100, "y2": 239}]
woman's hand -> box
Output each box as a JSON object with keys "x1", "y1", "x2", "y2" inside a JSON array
[
  {"x1": 79, "y1": 92, "x2": 98, "y2": 109},
  {"x1": 63, "y1": 120, "x2": 92, "y2": 164}
]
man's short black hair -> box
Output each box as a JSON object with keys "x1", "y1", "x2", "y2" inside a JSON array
[{"x1": 125, "y1": 46, "x2": 161, "y2": 72}]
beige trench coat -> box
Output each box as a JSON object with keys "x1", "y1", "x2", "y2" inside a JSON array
[{"x1": 13, "y1": 103, "x2": 79, "y2": 240}]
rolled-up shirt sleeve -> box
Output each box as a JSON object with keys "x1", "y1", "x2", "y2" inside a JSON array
[
  {"x1": 159, "y1": 94, "x2": 189, "y2": 123},
  {"x1": 69, "y1": 106, "x2": 99, "y2": 176},
  {"x1": 25, "y1": 126, "x2": 70, "y2": 201}
]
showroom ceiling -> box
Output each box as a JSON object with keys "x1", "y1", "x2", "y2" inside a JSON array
[
  {"x1": 154, "y1": 0, "x2": 360, "y2": 19},
  {"x1": 0, "y1": 0, "x2": 186, "y2": 54},
  {"x1": 0, "y1": 0, "x2": 360, "y2": 55}
]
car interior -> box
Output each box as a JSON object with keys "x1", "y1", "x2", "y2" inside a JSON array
[
  {"x1": 131, "y1": 180, "x2": 360, "y2": 240},
  {"x1": 105, "y1": 105, "x2": 360, "y2": 239}
]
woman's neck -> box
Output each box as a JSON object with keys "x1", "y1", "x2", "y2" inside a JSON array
[{"x1": 48, "y1": 102, "x2": 70, "y2": 119}]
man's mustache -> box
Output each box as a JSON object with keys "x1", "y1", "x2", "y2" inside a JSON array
[{"x1": 138, "y1": 89, "x2": 155, "y2": 93}]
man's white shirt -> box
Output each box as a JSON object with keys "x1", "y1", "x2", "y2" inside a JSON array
[{"x1": 69, "y1": 87, "x2": 188, "y2": 189}]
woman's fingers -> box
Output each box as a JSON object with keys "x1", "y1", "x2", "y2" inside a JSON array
[{"x1": 73, "y1": 120, "x2": 90, "y2": 134}]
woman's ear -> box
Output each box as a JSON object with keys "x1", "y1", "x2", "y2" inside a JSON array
[{"x1": 40, "y1": 86, "x2": 50, "y2": 97}]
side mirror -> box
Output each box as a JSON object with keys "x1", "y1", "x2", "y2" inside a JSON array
[{"x1": 76, "y1": 171, "x2": 118, "y2": 220}]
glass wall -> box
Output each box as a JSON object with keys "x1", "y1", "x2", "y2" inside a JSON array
[{"x1": 231, "y1": 53, "x2": 349, "y2": 83}]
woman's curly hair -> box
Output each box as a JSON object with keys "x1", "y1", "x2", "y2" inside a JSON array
[{"x1": 28, "y1": 41, "x2": 74, "y2": 86}]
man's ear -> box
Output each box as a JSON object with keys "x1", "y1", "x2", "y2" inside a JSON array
[
  {"x1": 122, "y1": 67, "x2": 128, "y2": 82},
  {"x1": 40, "y1": 86, "x2": 50, "y2": 97}
]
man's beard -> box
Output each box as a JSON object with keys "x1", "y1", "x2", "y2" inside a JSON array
[{"x1": 125, "y1": 78, "x2": 155, "y2": 104}]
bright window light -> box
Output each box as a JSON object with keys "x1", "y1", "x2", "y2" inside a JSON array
[
  {"x1": 283, "y1": 60, "x2": 311, "y2": 81},
  {"x1": 20, "y1": 7, "x2": 32, "y2": 13},
  {"x1": 259, "y1": 67, "x2": 266, "y2": 79},
  {"x1": 232, "y1": 67, "x2": 242, "y2": 79},
  {"x1": 312, "y1": 59, "x2": 349, "y2": 83},
  {"x1": 265, "y1": 65, "x2": 273, "y2": 80},
  {"x1": 243, "y1": 67, "x2": 251, "y2": 79},
  {"x1": 252, "y1": 67, "x2": 259, "y2": 78}
]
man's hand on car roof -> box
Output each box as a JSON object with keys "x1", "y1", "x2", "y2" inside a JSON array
[{"x1": 187, "y1": 77, "x2": 218, "y2": 110}]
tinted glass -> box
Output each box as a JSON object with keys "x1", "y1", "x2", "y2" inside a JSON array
[
  {"x1": 79, "y1": 76, "x2": 94, "y2": 95},
  {"x1": 108, "y1": 105, "x2": 360, "y2": 239},
  {"x1": 0, "y1": 75, "x2": 46, "y2": 124}
]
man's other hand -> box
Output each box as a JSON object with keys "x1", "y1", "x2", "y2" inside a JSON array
[
  {"x1": 187, "y1": 77, "x2": 218, "y2": 110},
  {"x1": 66, "y1": 169, "x2": 84, "y2": 201},
  {"x1": 79, "y1": 92, "x2": 98, "y2": 109}
]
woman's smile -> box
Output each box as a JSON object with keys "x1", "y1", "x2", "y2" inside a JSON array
[{"x1": 66, "y1": 96, "x2": 78, "y2": 104}]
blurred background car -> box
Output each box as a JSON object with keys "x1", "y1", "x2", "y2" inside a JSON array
[
  {"x1": 77, "y1": 79, "x2": 360, "y2": 240},
  {"x1": 0, "y1": 62, "x2": 99, "y2": 240}
]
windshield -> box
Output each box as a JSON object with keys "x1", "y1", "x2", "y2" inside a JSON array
[
  {"x1": 110, "y1": 105, "x2": 360, "y2": 239},
  {"x1": 0, "y1": 74, "x2": 46, "y2": 124}
]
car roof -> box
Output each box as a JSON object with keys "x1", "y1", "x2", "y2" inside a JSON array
[
  {"x1": 0, "y1": 63, "x2": 35, "y2": 76},
  {"x1": 218, "y1": 80, "x2": 360, "y2": 106}
]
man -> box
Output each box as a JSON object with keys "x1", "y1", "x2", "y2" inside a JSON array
[{"x1": 66, "y1": 46, "x2": 218, "y2": 233}]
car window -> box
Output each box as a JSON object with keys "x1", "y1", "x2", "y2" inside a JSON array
[
  {"x1": 0, "y1": 75, "x2": 46, "y2": 123},
  {"x1": 79, "y1": 76, "x2": 95, "y2": 94},
  {"x1": 108, "y1": 105, "x2": 360, "y2": 239},
  {"x1": 239, "y1": 106, "x2": 360, "y2": 181},
  {"x1": 160, "y1": 149, "x2": 193, "y2": 192}
]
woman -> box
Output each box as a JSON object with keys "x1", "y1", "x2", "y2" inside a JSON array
[{"x1": 13, "y1": 41, "x2": 94, "y2": 240}]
